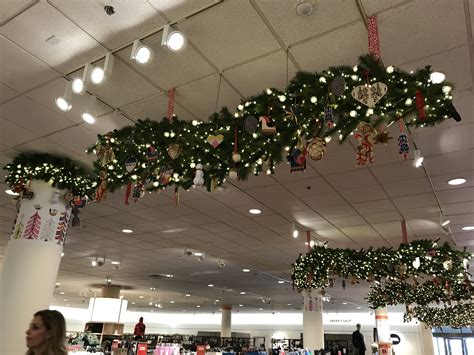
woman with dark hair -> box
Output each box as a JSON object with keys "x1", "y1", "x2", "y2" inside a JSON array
[{"x1": 26, "y1": 309, "x2": 67, "y2": 355}]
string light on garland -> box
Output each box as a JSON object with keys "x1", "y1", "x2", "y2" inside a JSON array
[{"x1": 404, "y1": 303, "x2": 474, "y2": 328}]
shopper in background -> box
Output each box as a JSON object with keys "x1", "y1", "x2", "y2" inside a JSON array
[
  {"x1": 352, "y1": 323, "x2": 366, "y2": 355},
  {"x1": 26, "y1": 309, "x2": 68, "y2": 355},
  {"x1": 133, "y1": 316, "x2": 146, "y2": 340}
]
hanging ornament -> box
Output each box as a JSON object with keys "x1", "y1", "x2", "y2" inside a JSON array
[
  {"x1": 167, "y1": 144, "x2": 182, "y2": 160},
  {"x1": 387, "y1": 262, "x2": 395, "y2": 273},
  {"x1": 157, "y1": 166, "x2": 173, "y2": 186},
  {"x1": 244, "y1": 115, "x2": 258, "y2": 134},
  {"x1": 73, "y1": 195, "x2": 88, "y2": 208},
  {"x1": 146, "y1": 146, "x2": 158, "y2": 161},
  {"x1": 307, "y1": 137, "x2": 326, "y2": 161},
  {"x1": 287, "y1": 139, "x2": 307, "y2": 173},
  {"x1": 132, "y1": 182, "x2": 145, "y2": 202},
  {"x1": 207, "y1": 134, "x2": 224, "y2": 148},
  {"x1": 331, "y1": 76, "x2": 346, "y2": 96},
  {"x1": 415, "y1": 90, "x2": 426, "y2": 120},
  {"x1": 22, "y1": 188, "x2": 34, "y2": 200},
  {"x1": 51, "y1": 190, "x2": 60, "y2": 203},
  {"x1": 71, "y1": 207, "x2": 80, "y2": 227},
  {"x1": 342, "y1": 280, "x2": 346, "y2": 290},
  {"x1": 125, "y1": 156, "x2": 138, "y2": 173},
  {"x1": 398, "y1": 264, "x2": 408, "y2": 277},
  {"x1": 354, "y1": 121, "x2": 375, "y2": 167},
  {"x1": 433, "y1": 275, "x2": 440, "y2": 287},
  {"x1": 367, "y1": 15, "x2": 382, "y2": 60},
  {"x1": 412, "y1": 257, "x2": 421, "y2": 269},
  {"x1": 373, "y1": 127, "x2": 393, "y2": 146},
  {"x1": 232, "y1": 153, "x2": 241, "y2": 163},
  {"x1": 167, "y1": 88, "x2": 175, "y2": 123},
  {"x1": 351, "y1": 82, "x2": 388, "y2": 108},
  {"x1": 34, "y1": 204, "x2": 42, "y2": 210},
  {"x1": 259, "y1": 116, "x2": 276, "y2": 135},
  {"x1": 96, "y1": 143, "x2": 115, "y2": 165},
  {"x1": 398, "y1": 134, "x2": 410, "y2": 160},
  {"x1": 210, "y1": 177, "x2": 218, "y2": 192},
  {"x1": 229, "y1": 168, "x2": 238, "y2": 180},
  {"x1": 193, "y1": 164, "x2": 204, "y2": 187},
  {"x1": 232, "y1": 123, "x2": 241, "y2": 163},
  {"x1": 323, "y1": 105, "x2": 334, "y2": 127},
  {"x1": 95, "y1": 170, "x2": 107, "y2": 202},
  {"x1": 443, "y1": 259, "x2": 453, "y2": 271}
]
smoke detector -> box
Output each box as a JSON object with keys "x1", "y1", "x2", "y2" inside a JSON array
[{"x1": 296, "y1": 1, "x2": 314, "y2": 16}]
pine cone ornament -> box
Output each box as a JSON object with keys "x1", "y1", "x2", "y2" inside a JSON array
[
  {"x1": 167, "y1": 144, "x2": 182, "y2": 160},
  {"x1": 307, "y1": 138, "x2": 326, "y2": 161}
]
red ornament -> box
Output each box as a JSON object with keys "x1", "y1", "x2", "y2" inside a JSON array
[{"x1": 415, "y1": 90, "x2": 426, "y2": 120}]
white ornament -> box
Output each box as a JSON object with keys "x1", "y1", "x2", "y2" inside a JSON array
[
  {"x1": 386, "y1": 66, "x2": 394, "y2": 74},
  {"x1": 232, "y1": 153, "x2": 241, "y2": 163},
  {"x1": 193, "y1": 164, "x2": 204, "y2": 187},
  {"x1": 412, "y1": 257, "x2": 421, "y2": 269}
]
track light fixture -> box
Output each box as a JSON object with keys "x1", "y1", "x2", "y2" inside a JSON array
[
  {"x1": 81, "y1": 95, "x2": 97, "y2": 124},
  {"x1": 440, "y1": 212, "x2": 450, "y2": 227},
  {"x1": 55, "y1": 82, "x2": 73, "y2": 112},
  {"x1": 413, "y1": 149, "x2": 424, "y2": 168},
  {"x1": 131, "y1": 39, "x2": 153, "y2": 64},
  {"x1": 91, "y1": 53, "x2": 114, "y2": 85},
  {"x1": 161, "y1": 24, "x2": 187, "y2": 52},
  {"x1": 72, "y1": 64, "x2": 92, "y2": 95}
]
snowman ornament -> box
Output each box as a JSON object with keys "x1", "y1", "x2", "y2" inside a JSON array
[{"x1": 193, "y1": 164, "x2": 204, "y2": 187}]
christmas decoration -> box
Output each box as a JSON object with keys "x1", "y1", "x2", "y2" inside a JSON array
[
  {"x1": 193, "y1": 164, "x2": 204, "y2": 186},
  {"x1": 41, "y1": 214, "x2": 57, "y2": 242},
  {"x1": 354, "y1": 122, "x2": 375, "y2": 167},
  {"x1": 132, "y1": 182, "x2": 144, "y2": 202},
  {"x1": 207, "y1": 134, "x2": 224, "y2": 148},
  {"x1": 146, "y1": 146, "x2": 158, "y2": 161},
  {"x1": 55, "y1": 211, "x2": 70, "y2": 245},
  {"x1": 12, "y1": 214, "x2": 24, "y2": 239},
  {"x1": 125, "y1": 156, "x2": 138, "y2": 172},
  {"x1": 158, "y1": 166, "x2": 173, "y2": 186},
  {"x1": 323, "y1": 106, "x2": 334, "y2": 127},
  {"x1": 415, "y1": 90, "x2": 426, "y2": 120},
  {"x1": 259, "y1": 116, "x2": 277, "y2": 135},
  {"x1": 167, "y1": 144, "x2": 182, "y2": 160},
  {"x1": 244, "y1": 115, "x2": 258, "y2": 134},
  {"x1": 95, "y1": 142, "x2": 115, "y2": 165},
  {"x1": 287, "y1": 140, "x2": 307, "y2": 173},
  {"x1": 373, "y1": 127, "x2": 392, "y2": 146},
  {"x1": 404, "y1": 303, "x2": 474, "y2": 328},
  {"x1": 23, "y1": 211, "x2": 42, "y2": 240},
  {"x1": 229, "y1": 168, "x2": 238, "y2": 180},
  {"x1": 398, "y1": 134, "x2": 410, "y2": 160},
  {"x1": 331, "y1": 76, "x2": 346, "y2": 96},
  {"x1": 307, "y1": 137, "x2": 326, "y2": 161},
  {"x1": 351, "y1": 82, "x2": 387, "y2": 108}
]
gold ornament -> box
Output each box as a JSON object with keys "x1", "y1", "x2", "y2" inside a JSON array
[
  {"x1": 167, "y1": 144, "x2": 182, "y2": 160},
  {"x1": 307, "y1": 138, "x2": 326, "y2": 161},
  {"x1": 373, "y1": 128, "x2": 393, "y2": 146}
]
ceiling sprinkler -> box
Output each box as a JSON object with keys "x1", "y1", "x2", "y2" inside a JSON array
[{"x1": 296, "y1": 1, "x2": 314, "y2": 16}]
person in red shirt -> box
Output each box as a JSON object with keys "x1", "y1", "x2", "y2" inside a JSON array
[{"x1": 133, "y1": 317, "x2": 146, "y2": 340}]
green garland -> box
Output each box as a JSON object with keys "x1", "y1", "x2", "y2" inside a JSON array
[
  {"x1": 404, "y1": 303, "x2": 474, "y2": 328},
  {"x1": 291, "y1": 239, "x2": 473, "y2": 307},
  {"x1": 90, "y1": 54, "x2": 461, "y2": 192},
  {"x1": 3, "y1": 153, "x2": 95, "y2": 197}
]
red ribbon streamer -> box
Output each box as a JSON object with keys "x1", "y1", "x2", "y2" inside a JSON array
[
  {"x1": 415, "y1": 90, "x2": 426, "y2": 120},
  {"x1": 167, "y1": 88, "x2": 175, "y2": 123},
  {"x1": 233, "y1": 124, "x2": 238, "y2": 154},
  {"x1": 368, "y1": 15, "x2": 381, "y2": 60},
  {"x1": 124, "y1": 182, "x2": 132, "y2": 205},
  {"x1": 401, "y1": 219, "x2": 408, "y2": 243}
]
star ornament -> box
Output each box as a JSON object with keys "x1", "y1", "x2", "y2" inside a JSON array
[{"x1": 374, "y1": 129, "x2": 393, "y2": 146}]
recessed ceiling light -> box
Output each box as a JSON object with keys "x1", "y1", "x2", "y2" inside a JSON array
[
  {"x1": 259, "y1": 308, "x2": 264, "y2": 311},
  {"x1": 170, "y1": 301, "x2": 175, "y2": 303},
  {"x1": 64, "y1": 299, "x2": 68, "y2": 302},
  {"x1": 185, "y1": 294, "x2": 191, "y2": 297},
  {"x1": 208, "y1": 284, "x2": 214, "y2": 287},
  {"x1": 131, "y1": 302, "x2": 136, "y2": 305},
  {"x1": 5, "y1": 189, "x2": 19, "y2": 196},
  {"x1": 249, "y1": 208, "x2": 262, "y2": 215},
  {"x1": 139, "y1": 296, "x2": 144, "y2": 299},
  {"x1": 60, "y1": 292, "x2": 65, "y2": 295},
  {"x1": 278, "y1": 280, "x2": 285, "y2": 284},
  {"x1": 240, "y1": 291, "x2": 246, "y2": 295},
  {"x1": 287, "y1": 304, "x2": 291, "y2": 306},
  {"x1": 196, "y1": 305, "x2": 201, "y2": 308},
  {"x1": 242, "y1": 268, "x2": 250, "y2": 272},
  {"x1": 111, "y1": 261, "x2": 120, "y2": 265},
  {"x1": 356, "y1": 306, "x2": 361, "y2": 309},
  {"x1": 462, "y1": 226, "x2": 474, "y2": 231},
  {"x1": 342, "y1": 302, "x2": 347, "y2": 305},
  {"x1": 55, "y1": 282, "x2": 61, "y2": 286},
  {"x1": 193, "y1": 252, "x2": 203, "y2": 256},
  {"x1": 238, "y1": 304, "x2": 243, "y2": 307},
  {"x1": 122, "y1": 229, "x2": 133, "y2": 234},
  {"x1": 448, "y1": 178, "x2": 466, "y2": 186},
  {"x1": 61, "y1": 252, "x2": 65, "y2": 257},
  {"x1": 215, "y1": 299, "x2": 219, "y2": 302}
]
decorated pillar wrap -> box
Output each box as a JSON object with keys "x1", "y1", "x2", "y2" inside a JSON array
[
  {"x1": 419, "y1": 322, "x2": 435, "y2": 355},
  {"x1": 302, "y1": 290, "x2": 324, "y2": 351},
  {"x1": 221, "y1": 304, "x2": 232, "y2": 337},
  {"x1": 375, "y1": 307, "x2": 392, "y2": 355},
  {"x1": 0, "y1": 180, "x2": 71, "y2": 355}
]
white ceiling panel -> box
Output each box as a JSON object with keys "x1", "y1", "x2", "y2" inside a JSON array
[
  {"x1": 360, "y1": 0, "x2": 411, "y2": 15},
  {"x1": 1, "y1": 1, "x2": 107, "y2": 73},
  {"x1": 371, "y1": 160, "x2": 426, "y2": 183},
  {"x1": 291, "y1": 21, "x2": 367, "y2": 72},
  {"x1": 436, "y1": 186, "x2": 474, "y2": 205},
  {"x1": 255, "y1": 0, "x2": 360, "y2": 46},
  {"x1": 392, "y1": 192, "x2": 438, "y2": 210},
  {"x1": 147, "y1": 0, "x2": 217, "y2": 22},
  {"x1": 317, "y1": 204, "x2": 358, "y2": 219},
  {"x1": 424, "y1": 149, "x2": 474, "y2": 177},
  {"x1": 0, "y1": 36, "x2": 59, "y2": 92},
  {"x1": 49, "y1": 0, "x2": 165, "y2": 49},
  {"x1": 372, "y1": 221, "x2": 413, "y2": 240},
  {"x1": 377, "y1": 0, "x2": 468, "y2": 65},
  {"x1": 352, "y1": 199, "x2": 396, "y2": 214},
  {"x1": 14, "y1": 138, "x2": 84, "y2": 161},
  {"x1": 282, "y1": 177, "x2": 333, "y2": 197},
  {"x1": 173, "y1": 73, "x2": 241, "y2": 120},
  {"x1": 0, "y1": 117, "x2": 39, "y2": 147},
  {"x1": 44, "y1": 125, "x2": 99, "y2": 157},
  {"x1": 340, "y1": 225, "x2": 381, "y2": 241},
  {"x1": 310, "y1": 144, "x2": 357, "y2": 175},
  {"x1": 315, "y1": 228, "x2": 351, "y2": 242},
  {"x1": 339, "y1": 185, "x2": 388, "y2": 203},
  {"x1": 0, "y1": 0, "x2": 37, "y2": 25},
  {"x1": 328, "y1": 216, "x2": 367, "y2": 229},
  {"x1": 415, "y1": 123, "x2": 474, "y2": 157},
  {"x1": 178, "y1": 0, "x2": 280, "y2": 69},
  {"x1": 363, "y1": 211, "x2": 402, "y2": 224},
  {"x1": 0, "y1": 83, "x2": 19, "y2": 104},
  {"x1": 83, "y1": 111, "x2": 134, "y2": 136},
  {"x1": 382, "y1": 177, "x2": 432, "y2": 198},
  {"x1": 430, "y1": 170, "x2": 474, "y2": 191},
  {"x1": 399, "y1": 205, "x2": 440, "y2": 219},
  {"x1": 326, "y1": 169, "x2": 378, "y2": 190},
  {"x1": 225, "y1": 50, "x2": 297, "y2": 97},
  {"x1": 300, "y1": 192, "x2": 347, "y2": 209}
]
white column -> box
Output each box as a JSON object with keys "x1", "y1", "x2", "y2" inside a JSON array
[
  {"x1": 0, "y1": 180, "x2": 70, "y2": 355},
  {"x1": 221, "y1": 305, "x2": 232, "y2": 337},
  {"x1": 375, "y1": 307, "x2": 392, "y2": 355},
  {"x1": 302, "y1": 290, "x2": 324, "y2": 351},
  {"x1": 419, "y1": 323, "x2": 435, "y2": 355}
]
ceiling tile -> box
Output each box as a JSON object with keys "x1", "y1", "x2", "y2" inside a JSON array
[
  {"x1": 326, "y1": 169, "x2": 379, "y2": 190},
  {"x1": 44, "y1": 125, "x2": 97, "y2": 157},
  {"x1": 340, "y1": 225, "x2": 381, "y2": 241},
  {"x1": 0, "y1": 83, "x2": 20, "y2": 104},
  {"x1": 0, "y1": 118, "x2": 39, "y2": 147},
  {"x1": 362, "y1": 211, "x2": 402, "y2": 224},
  {"x1": 315, "y1": 228, "x2": 351, "y2": 242},
  {"x1": 49, "y1": 0, "x2": 165, "y2": 49},
  {"x1": 392, "y1": 193, "x2": 438, "y2": 210},
  {"x1": 291, "y1": 21, "x2": 367, "y2": 72},
  {"x1": 353, "y1": 199, "x2": 396, "y2": 214},
  {"x1": 179, "y1": 0, "x2": 280, "y2": 69},
  {"x1": 147, "y1": 0, "x2": 216, "y2": 22},
  {"x1": 415, "y1": 123, "x2": 474, "y2": 157},
  {"x1": 1, "y1": 2, "x2": 107, "y2": 72},
  {"x1": 372, "y1": 221, "x2": 414, "y2": 240},
  {"x1": 317, "y1": 204, "x2": 358, "y2": 219},
  {"x1": 382, "y1": 177, "x2": 432, "y2": 198},
  {"x1": 0, "y1": 36, "x2": 59, "y2": 92},
  {"x1": 430, "y1": 170, "x2": 474, "y2": 191},
  {"x1": 360, "y1": 0, "x2": 411, "y2": 15},
  {"x1": 282, "y1": 176, "x2": 334, "y2": 197},
  {"x1": 328, "y1": 216, "x2": 367, "y2": 228},
  {"x1": 340, "y1": 184, "x2": 388, "y2": 203},
  {"x1": 424, "y1": 150, "x2": 474, "y2": 177},
  {"x1": 399, "y1": 205, "x2": 440, "y2": 219},
  {"x1": 436, "y1": 186, "x2": 474, "y2": 205},
  {"x1": 371, "y1": 160, "x2": 426, "y2": 183},
  {"x1": 301, "y1": 192, "x2": 347, "y2": 209},
  {"x1": 0, "y1": 0, "x2": 37, "y2": 25}
]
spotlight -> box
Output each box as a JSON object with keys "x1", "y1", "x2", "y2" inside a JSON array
[
  {"x1": 413, "y1": 149, "x2": 424, "y2": 168},
  {"x1": 55, "y1": 82, "x2": 73, "y2": 112},
  {"x1": 448, "y1": 178, "x2": 466, "y2": 186},
  {"x1": 91, "y1": 258, "x2": 97, "y2": 267},
  {"x1": 72, "y1": 63, "x2": 92, "y2": 95},
  {"x1": 292, "y1": 223, "x2": 299, "y2": 238},
  {"x1": 430, "y1": 72, "x2": 446, "y2": 84},
  {"x1": 161, "y1": 24, "x2": 187, "y2": 52},
  {"x1": 91, "y1": 53, "x2": 114, "y2": 85},
  {"x1": 131, "y1": 39, "x2": 153, "y2": 64},
  {"x1": 81, "y1": 95, "x2": 97, "y2": 124}
]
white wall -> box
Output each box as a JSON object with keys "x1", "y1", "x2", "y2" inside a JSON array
[{"x1": 53, "y1": 306, "x2": 426, "y2": 354}]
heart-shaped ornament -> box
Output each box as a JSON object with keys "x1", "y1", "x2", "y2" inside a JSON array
[
  {"x1": 351, "y1": 82, "x2": 388, "y2": 108},
  {"x1": 207, "y1": 134, "x2": 224, "y2": 148}
]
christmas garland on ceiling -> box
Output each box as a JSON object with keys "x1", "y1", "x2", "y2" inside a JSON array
[
  {"x1": 88, "y1": 54, "x2": 461, "y2": 195},
  {"x1": 3, "y1": 153, "x2": 95, "y2": 197},
  {"x1": 404, "y1": 303, "x2": 474, "y2": 328},
  {"x1": 291, "y1": 239, "x2": 473, "y2": 306}
]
